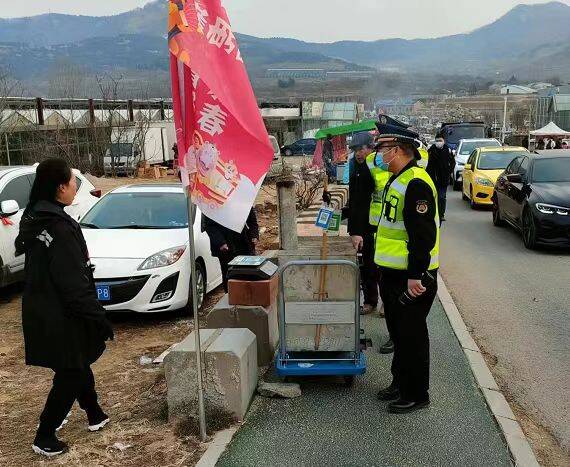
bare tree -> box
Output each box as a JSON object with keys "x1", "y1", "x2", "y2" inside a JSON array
[
  {"x1": 48, "y1": 60, "x2": 88, "y2": 99},
  {"x1": 0, "y1": 67, "x2": 24, "y2": 165}
]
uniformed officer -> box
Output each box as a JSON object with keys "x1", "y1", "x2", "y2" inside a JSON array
[{"x1": 373, "y1": 125, "x2": 440, "y2": 414}]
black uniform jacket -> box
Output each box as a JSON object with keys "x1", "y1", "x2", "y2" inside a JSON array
[
  {"x1": 15, "y1": 200, "x2": 113, "y2": 370},
  {"x1": 382, "y1": 161, "x2": 438, "y2": 280}
]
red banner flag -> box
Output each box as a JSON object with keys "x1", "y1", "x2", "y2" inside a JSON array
[{"x1": 168, "y1": 0, "x2": 273, "y2": 232}]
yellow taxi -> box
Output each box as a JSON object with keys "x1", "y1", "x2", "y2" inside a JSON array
[{"x1": 462, "y1": 146, "x2": 529, "y2": 208}]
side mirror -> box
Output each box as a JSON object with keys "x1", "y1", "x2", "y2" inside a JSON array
[
  {"x1": 506, "y1": 173, "x2": 523, "y2": 183},
  {"x1": 464, "y1": 164, "x2": 472, "y2": 171},
  {"x1": 0, "y1": 199, "x2": 20, "y2": 217}
]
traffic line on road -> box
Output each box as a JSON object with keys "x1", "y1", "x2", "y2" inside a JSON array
[{"x1": 437, "y1": 275, "x2": 540, "y2": 467}]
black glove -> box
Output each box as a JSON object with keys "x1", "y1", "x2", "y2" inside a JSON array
[{"x1": 322, "y1": 191, "x2": 332, "y2": 205}]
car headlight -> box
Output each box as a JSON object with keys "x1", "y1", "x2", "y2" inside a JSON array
[
  {"x1": 475, "y1": 177, "x2": 494, "y2": 187},
  {"x1": 535, "y1": 203, "x2": 569, "y2": 216},
  {"x1": 138, "y1": 245, "x2": 187, "y2": 270}
]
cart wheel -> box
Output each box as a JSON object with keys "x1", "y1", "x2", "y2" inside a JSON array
[{"x1": 344, "y1": 376, "x2": 355, "y2": 387}]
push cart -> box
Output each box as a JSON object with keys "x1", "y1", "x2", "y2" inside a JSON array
[{"x1": 275, "y1": 259, "x2": 366, "y2": 385}]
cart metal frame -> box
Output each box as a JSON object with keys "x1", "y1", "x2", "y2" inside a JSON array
[{"x1": 275, "y1": 259, "x2": 366, "y2": 379}]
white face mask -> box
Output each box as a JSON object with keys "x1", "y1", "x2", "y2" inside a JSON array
[{"x1": 435, "y1": 141, "x2": 444, "y2": 149}]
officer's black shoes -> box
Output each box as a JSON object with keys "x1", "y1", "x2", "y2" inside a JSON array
[
  {"x1": 32, "y1": 434, "x2": 68, "y2": 457},
  {"x1": 377, "y1": 384, "x2": 400, "y2": 401},
  {"x1": 388, "y1": 398, "x2": 430, "y2": 414},
  {"x1": 378, "y1": 339, "x2": 394, "y2": 354}
]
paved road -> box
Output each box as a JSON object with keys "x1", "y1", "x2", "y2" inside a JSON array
[
  {"x1": 440, "y1": 191, "x2": 570, "y2": 453},
  {"x1": 218, "y1": 300, "x2": 510, "y2": 467}
]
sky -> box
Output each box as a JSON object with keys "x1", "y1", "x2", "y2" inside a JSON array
[{"x1": 0, "y1": 0, "x2": 569, "y2": 42}]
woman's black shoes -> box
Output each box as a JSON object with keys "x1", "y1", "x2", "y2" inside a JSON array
[
  {"x1": 32, "y1": 435, "x2": 68, "y2": 457},
  {"x1": 88, "y1": 411, "x2": 110, "y2": 432}
]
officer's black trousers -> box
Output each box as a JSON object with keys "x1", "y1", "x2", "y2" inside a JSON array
[
  {"x1": 37, "y1": 367, "x2": 104, "y2": 437},
  {"x1": 361, "y1": 231, "x2": 380, "y2": 307},
  {"x1": 379, "y1": 270, "x2": 438, "y2": 402}
]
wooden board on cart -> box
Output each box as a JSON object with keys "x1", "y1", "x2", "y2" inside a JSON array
[{"x1": 284, "y1": 301, "x2": 356, "y2": 352}]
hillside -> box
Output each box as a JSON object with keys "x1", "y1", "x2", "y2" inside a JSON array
[
  {"x1": 0, "y1": 1, "x2": 167, "y2": 46},
  {"x1": 1, "y1": 1, "x2": 570, "y2": 84},
  {"x1": 250, "y1": 2, "x2": 570, "y2": 73}
]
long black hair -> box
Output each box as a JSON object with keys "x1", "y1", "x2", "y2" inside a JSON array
[{"x1": 28, "y1": 158, "x2": 72, "y2": 209}]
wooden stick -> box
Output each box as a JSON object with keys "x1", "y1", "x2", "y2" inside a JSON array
[{"x1": 315, "y1": 177, "x2": 329, "y2": 350}]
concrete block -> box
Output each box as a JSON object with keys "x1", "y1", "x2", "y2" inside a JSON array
[
  {"x1": 207, "y1": 294, "x2": 278, "y2": 367},
  {"x1": 464, "y1": 348, "x2": 500, "y2": 391},
  {"x1": 164, "y1": 328, "x2": 258, "y2": 423},
  {"x1": 481, "y1": 388, "x2": 517, "y2": 421},
  {"x1": 453, "y1": 327, "x2": 480, "y2": 352},
  {"x1": 504, "y1": 433, "x2": 540, "y2": 467}
]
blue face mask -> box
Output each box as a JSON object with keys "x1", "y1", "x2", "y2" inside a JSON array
[{"x1": 375, "y1": 148, "x2": 396, "y2": 171}]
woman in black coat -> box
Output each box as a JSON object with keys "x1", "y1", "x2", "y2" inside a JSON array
[
  {"x1": 202, "y1": 208, "x2": 259, "y2": 291},
  {"x1": 15, "y1": 159, "x2": 114, "y2": 457}
]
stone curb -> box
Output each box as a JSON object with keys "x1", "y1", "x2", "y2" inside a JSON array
[
  {"x1": 195, "y1": 427, "x2": 238, "y2": 467},
  {"x1": 437, "y1": 276, "x2": 540, "y2": 467}
]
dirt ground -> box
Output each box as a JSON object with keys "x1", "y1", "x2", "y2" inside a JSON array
[{"x1": 0, "y1": 176, "x2": 279, "y2": 466}]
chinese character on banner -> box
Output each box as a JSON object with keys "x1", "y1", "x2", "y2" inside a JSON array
[{"x1": 168, "y1": 0, "x2": 273, "y2": 232}]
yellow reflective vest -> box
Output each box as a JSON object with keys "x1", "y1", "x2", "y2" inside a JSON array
[
  {"x1": 366, "y1": 153, "x2": 391, "y2": 226},
  {"x1": 417, "y1": 148, "x2": 429, "y2": 169},
  {"x1": 375, "y1": 166, "x2": 440, "y2": 270}
]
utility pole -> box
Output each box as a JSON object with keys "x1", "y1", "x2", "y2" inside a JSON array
[{"x1": 501, "y1": 89, "x2": 509, "y2": 144}]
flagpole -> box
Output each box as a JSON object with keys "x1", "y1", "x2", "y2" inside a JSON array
[{"x1": 186, "y1": 189, "x2": 207, "y2": 442}]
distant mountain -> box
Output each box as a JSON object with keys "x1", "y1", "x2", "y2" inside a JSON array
[
  {"x1": 0, "y1": 33, "x2": 369, "y2": 80},
  {"x1": 0, "y1": 1, "x2": 167, "y2": 46},
  {"x1": 248, "y1": 2, "x2": 570, "y2": 73},
  {"x1": 1, "y1": 1, "x2": 570, "y2": 81}
]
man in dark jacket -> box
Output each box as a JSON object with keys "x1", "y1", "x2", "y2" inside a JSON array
[
  {"x1": 347, "y1": 132, "x2": 378, "y2": 313},
  {"x1": 203, "y1": 209, "x2": 259, "y2": 291},
  {"x1": 426, "y1": 134, "x2": 455, "y2": 221},
  {"x1": 16, "y1": 160, "x2": 113, "y2": 457}
]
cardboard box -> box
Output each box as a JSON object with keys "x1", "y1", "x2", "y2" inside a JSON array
[{"x1": 228, "y1": 274, "x2": 279, "y2": 307}]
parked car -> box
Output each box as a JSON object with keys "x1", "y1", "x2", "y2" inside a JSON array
[
  {"x1": 281, "y1": 138, "x2": 317, "y2": 156},
  {"x1": 493, "y1": 152, "x2": 570, "y2": 249},
  {"x1": 462, "y1": 147, "x2": 529, "y2": 208},
  {"x1": 80, "y1": 184, "x2": 222, "y2": 313},
  {"x1": 0, "y1": 165, "x2": 100, "y2": 287},
  {"x1": 439, "y1": 122, "x2": 488, "y2": 152},
  {"x1": 453, "y1": 138, "x2": 501, "y2": 190}
]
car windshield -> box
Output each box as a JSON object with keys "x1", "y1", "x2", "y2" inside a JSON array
[
  {"x1": 459, "y1": 140, "x2": 500, "y2": 155},
  {"x1": 533, "y1": 158, "x2": 570, "y2": 182},
  {"x1": 80, "y1": 192, "x2": 188, "y2": 229},
  {"x1": 478, "y1": 151, "x2": 523, "y2": 170}
]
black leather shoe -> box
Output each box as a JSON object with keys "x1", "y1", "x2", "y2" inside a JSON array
[
  {"x1": 378, "y1": 339, "x2": 394, "y2": 354},
  {"x1": 377, "y1": 384, "x2": 400, "y2": 401},
  {"x1": 388, "y1": 398, "x2": 430, "y2": 414}
]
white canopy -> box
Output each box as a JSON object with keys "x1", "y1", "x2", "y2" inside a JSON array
[{"x1": 530, "y1": 121, "x2": 570, "y2": 136}]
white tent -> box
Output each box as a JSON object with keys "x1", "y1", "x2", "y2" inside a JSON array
[{"x1": 530, "y1": 121, "x2": 570, "y2": 136}]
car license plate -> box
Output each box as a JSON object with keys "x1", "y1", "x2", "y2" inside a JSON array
[{"x1": 96, "y1": 285, "x2": 111, "y2": 302}]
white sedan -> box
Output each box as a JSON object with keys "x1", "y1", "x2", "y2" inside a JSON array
[
  {"x1": 0, "y1": 165, "x2": 100, "y2": 287},
  {"x1": 80, "y1": 184, "x2": 222, "y2": 313}
]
